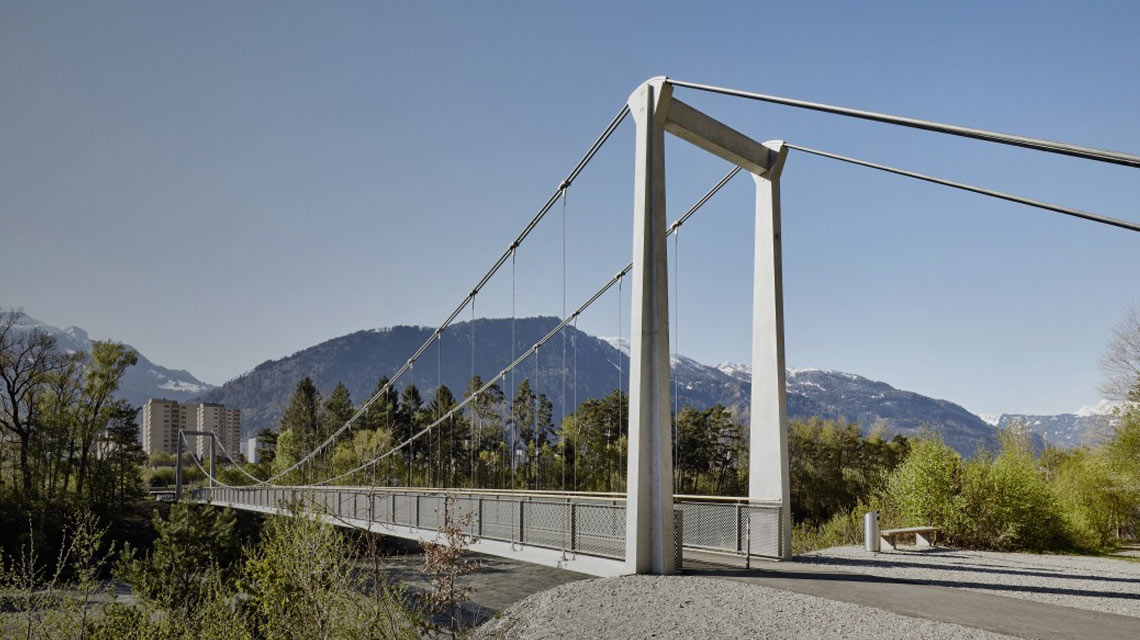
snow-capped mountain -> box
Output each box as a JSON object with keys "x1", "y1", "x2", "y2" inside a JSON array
[
  {"x1": 715, "y1": 362, "x2": 751, "y2": 380},
  {"x1": 3, "y1": 312, "x2": 216, "y2": 407},
  {"x1": 980, "y1": 400, "x2": 1123, "y2": 447}
]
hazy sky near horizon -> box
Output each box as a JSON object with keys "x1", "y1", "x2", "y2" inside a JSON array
[{"x1": 3, "y1": 2, "x2": 1139, "y2": 415}]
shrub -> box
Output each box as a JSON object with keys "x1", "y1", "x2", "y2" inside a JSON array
[
  {"x1": 792, "y1": 502, "x2": 873, "y2": 555},
  {"x1": 884, "y1": 434, "x2": 965, "y2": 531},
  {"x1": 1048, "y1": 449, "x2": 1126, "y2": 550},
  {"x1": 239, "y1": 512, "x2": 420, "y2": 640},
  {"x1": 957, "y1": 430, "x2": 1067, "y2": 551}
]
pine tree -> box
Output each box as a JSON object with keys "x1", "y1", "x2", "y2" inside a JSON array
[
  {"x1": 322, "y1": 381, "x2": 354, "y2": 438},
  {"x1": 400, "y1": 383, "x2": 424, "y2": 485},
  {"x1": 104, "y1": 400, "x2": 146, "y2": 505},
  {"x1": 536, "y1": 393, "x2": 554, "y2": 448},
  {"x1": 362, "y1": 375, "x2": 400, "y2": 433},
  {"x1": 512, "y1": 380, "x2": 535, "y2": 450},
  {"x1": 428, "y1": 385, "x2": 458, "y2": 486},
  {"x1": 277, "y1": 378, "x2": 323, "y2": 483},
  {"x1": 465, "y1": 375, "x2": 504, "y2": 486}
]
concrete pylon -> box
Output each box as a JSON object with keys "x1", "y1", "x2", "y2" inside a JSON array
[
  {"x1": 749, "y1": 141, "x2": 792, "y2": 559},
  {"x1": 624, "y1": 77, "x2": 675, "y2": 575}
]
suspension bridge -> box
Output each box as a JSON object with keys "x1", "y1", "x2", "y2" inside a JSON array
[{"x1": 172, "y1": 77, "x2": 1140, "y2": 578}]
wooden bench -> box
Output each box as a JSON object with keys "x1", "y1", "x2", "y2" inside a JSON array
[{"x1": 880, "y1": 526, "x2": 939, "y2": 550}]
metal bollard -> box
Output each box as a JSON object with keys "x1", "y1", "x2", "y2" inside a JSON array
[{"x1": 864, "y1": 511, "x2": 880, "y2": 552}]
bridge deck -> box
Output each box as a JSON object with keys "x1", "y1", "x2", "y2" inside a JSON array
[{"x1": 189, "y1": 486, "x2": 783, "y2": 576}]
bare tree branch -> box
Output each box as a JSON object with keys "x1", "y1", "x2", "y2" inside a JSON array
[{"x1": 1099, "y1": 303, "x2": 1140, "y2": 402}]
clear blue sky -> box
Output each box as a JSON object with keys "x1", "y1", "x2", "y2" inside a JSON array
[{"x1": 3, "y1": 1, "x2": 1138, "y2": 415}]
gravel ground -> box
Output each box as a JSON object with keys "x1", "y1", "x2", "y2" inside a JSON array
[
  {"x1": 471, "y1": 575, "x2": 1014, "y2": 640},
  {"x1": 799, "y1": 546, "x2": 1140, "y2": 618}
]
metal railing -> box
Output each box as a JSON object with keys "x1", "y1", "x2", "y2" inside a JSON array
[{"x1": 189, "y1": 486, "x2": 782, "y2": 562}]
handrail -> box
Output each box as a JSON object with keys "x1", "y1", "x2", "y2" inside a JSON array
[{"x1": 195, "y1": 485, "x2": 783, "y2": 506}]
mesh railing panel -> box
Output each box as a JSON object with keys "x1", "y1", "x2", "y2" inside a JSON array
[
  {"x1": 372, "y1": 495, "x2": 392, "y2": 522},
  {"x1": 678, "y1": 502, "x2": 740, "y2": 552},
  {"x1": 419, "y1": 495, "x2": 443, "y2": 531},
  {"x1": 393, "y1": 495, "x2": 417, "y2": 527},
  {"x1": 574, "y1": 503, "x2": 625, "y2": 559},
  {"x1": 746, "y1": 505, "x2": 782, "y2": 558},
  {"x1": 479, "y1": 498, "x2": 520, "y2": 542},
  {"x1": 521, "y1": 501, "x2": 570, "y2": 549},
  {"x1": 451, "y1": 497, "x2": 481, "y2": 535}
]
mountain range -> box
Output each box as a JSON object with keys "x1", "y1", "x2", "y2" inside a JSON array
[
  {"x1": 3, "y1": 312, "x2": 216, "y2": 407},
  {"x1": 978, "y1": 400, "x2": 1122, "y2": 448},
  {"x1": 194, "y1": 316, "x2": 1083, "y2": 455},
  {"x1": 8, "y1": 312, "x2": 1120, "y2": 456}
]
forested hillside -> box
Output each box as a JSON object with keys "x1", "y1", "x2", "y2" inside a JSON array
[{"x1": 201, "y1": 317, "x2": 1012, "y2": 455}]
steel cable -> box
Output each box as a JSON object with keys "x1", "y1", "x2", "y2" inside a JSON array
[
  {"x1": 668, "y1": 79, "x2": 1140, "y2": 169},
  {"x1": 786, "y1": 143, "x2": 1140, "y2": 234}
]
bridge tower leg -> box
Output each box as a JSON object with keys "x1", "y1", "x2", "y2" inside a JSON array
[
  {"x1": 625, "y1": 77, "x2": 675, "y2": 575},
  {"x1": 749, "y1": 142, "x2": 792, "y2": 560}
]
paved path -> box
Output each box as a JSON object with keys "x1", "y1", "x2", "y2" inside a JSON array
[
  {"x1": 376, "y1": 551, "x2": 588, "y2": 626},
  {"x1": 684, "y1": 551, "x2": 1138, "y2": 640}
]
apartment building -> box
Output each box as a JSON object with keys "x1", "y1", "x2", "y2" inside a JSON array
[
  {"x1": 141, "y1": 399, "x2": 241, "y2": 459},
  {"x1": 191, "y1": 403, "x2": 242, "y2": 459},
  {"x1": 141, "y1": 398, "x2": 190, "y2": 456}
]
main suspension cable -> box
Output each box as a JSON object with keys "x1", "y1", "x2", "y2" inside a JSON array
[
  {"x1": 785, "y1": 143, "x2": 1140, "y2": 234},
  {"x1": 211, "y1": 433, "x2": 264, "y2": 485},
  {"x1": 668, "y1": 79, "x2": 1140, "y2": 169}
]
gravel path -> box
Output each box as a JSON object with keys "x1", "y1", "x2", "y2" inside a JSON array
[
  {"x1": 798, "y1": 546, "x2": 1140, "y2": 618},
  {"x1": 471, "y1": 575, "x2": 1014, "y2": 640}
]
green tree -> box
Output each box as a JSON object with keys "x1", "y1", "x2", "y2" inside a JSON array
[
  {"x1": 560, "y1": 390, "x2": 626, "y2": 492},
  {"x1": 255, "y1": 426, "x2": 277, "y2": 466},
  {"x1": 427, "y1": 385, "x2": 459, "y2": 486},
  {"x1": 33, "y1": 352, "x2": 84, "y2": 500},
  {"x1": 103, "y1": 400, "x2": 146, "y2": 505},
  {"x1": 323, "y1": 381, "x2": 355, "y2": 437},
  {"x1": 276, "y1": 377, "x2": 324, "y2": 482},
  {"x1": 74, "y1": 341, "x2": 138, "y2": 501},
  {"x1": 399, "y1": 383, "x2": 424, "y2": 485},
  {"x1": 116, "y1": 503, "x2": 240, "y2": 613},
  {"x1": 0, "y1": 312, "x2": 69, "y2": 496},
  {"x1": 465, "y1": 375, "x2": 504, "y2": 487},
  {"x1": 511, "y1": 379, "x2": 535, "y2": 484},
  {"x1": 363, "y1": 374, "x2": 400, "y2": 432}
]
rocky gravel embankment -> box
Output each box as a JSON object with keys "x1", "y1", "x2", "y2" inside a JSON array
[{"x1": 471, "y1": 574, "x2": 1014, "y2": 640}]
